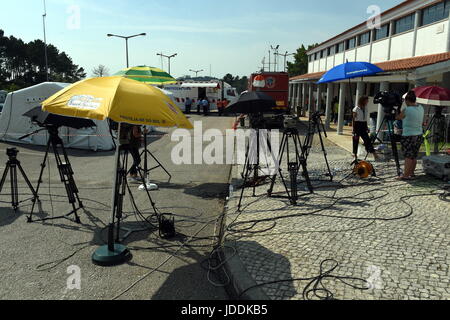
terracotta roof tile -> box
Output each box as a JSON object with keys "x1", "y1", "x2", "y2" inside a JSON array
[
  {"x1": 375, "y1": 52, "x2": 450, "y2": 71},
  {"x1": 290, "y1": 71, "x2": 325, "y2": 81},
  {"x1": 290, "y1": 52, "x2": 450, "y2": 81}
]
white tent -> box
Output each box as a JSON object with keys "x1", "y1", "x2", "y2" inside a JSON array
[{"x1": 0, "y1": 82, "x2": 115, "y2": 151}]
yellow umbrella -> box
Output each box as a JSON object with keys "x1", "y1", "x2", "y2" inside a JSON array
[
  {"x1": 42, "y1": 76, "x2": 193, "y2": 129},
  {"x1": 41, "y1": 76, "x2": 193, "y2": 266}
]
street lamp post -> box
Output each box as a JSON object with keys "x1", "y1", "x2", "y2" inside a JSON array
[
  {"x1": 189, "y1": 69, "x2": 204, "y2": 78},
  {"x1": 42, "y1": 0, "x2": 49, "y2": 81},
  {"x1": 157, "y1": 53, "x2": 177, "y2": 75},
  {"x1": 107, "y1": 33, "x2": 147, "y2": 68},
  {"x1": 271, "y1": 45, "x2": 280, "y2": 72}
]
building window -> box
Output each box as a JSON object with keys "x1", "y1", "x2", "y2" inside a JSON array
[
  {"x1": 336, "y1": 42, "x2": 345, "y2": 53},
  {"x1": 394, "y1": 13, "x2": 415, "y2": 34},
  {"x1": 358, "y1": 31, "x2": 371, "y2": 46},
  {"x1": 346, "y1": 37, "x2": 356, "y2": 50},
  {"x1": 320, "y1": 49, "x2": 325, "y2": 59},
  {"x1": 374, "y1": 24, "x2": 390, "y2": 40},
  {"x1": 315, "y1": 52, "x2": 319, "y2": 60},
  {"x1": 421, "y1": 0, "x2": 450, "y2": 26},
  {"x1": 327, "y1": 46, "x2": 335, "y2": 56}
]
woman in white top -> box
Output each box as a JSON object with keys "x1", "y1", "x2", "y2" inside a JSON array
[{"x1": 352, "y1": 96, "x2": 378, "y2": 160}]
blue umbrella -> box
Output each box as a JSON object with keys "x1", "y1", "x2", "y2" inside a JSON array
[{"x1": 317, "y1": 61, "x2": 383, "y2": 84}]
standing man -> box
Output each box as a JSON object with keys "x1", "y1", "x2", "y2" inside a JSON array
[
  {"x1": 197, "y1": 98, "x2": 202, "y2": 114},
  {"x1": 185, "y1": 97, "x2": 192, "y2": 114},
  {"x1": 217, "y1": 98, "x2": 223, "y2": 116},
  {"x1": 202, "y1": 97, "x2": 210, "y2": 116},
  {"x1": 119, "y1": 123, "x2": 143, "y2": 183},
  {"x1": 397, "y1": 91, "x2": 425, "y2": 180},
  {"x1": 352, "y1": 96, "x2": 378, "y2": 160}
]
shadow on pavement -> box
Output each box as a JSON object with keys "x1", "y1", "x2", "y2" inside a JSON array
[
  {"x1": 184, "y1": 183, "x2": 229, "y2": 199},
  {"x1": 232, "y1": 241, "x2": 297, "y2": 300}
]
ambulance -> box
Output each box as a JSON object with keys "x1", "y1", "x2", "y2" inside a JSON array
[{"x1": 163, "y1": 81, "x2": 239, "y2": 112}]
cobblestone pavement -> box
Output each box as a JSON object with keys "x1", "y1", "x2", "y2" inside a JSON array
[{"x1": 224, "y1": 124, "x2": 450, "y2": 300}]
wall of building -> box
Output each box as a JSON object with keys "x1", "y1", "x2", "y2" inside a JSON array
[
  {"x1": 415, "y1": 21, "x2": 449, "y2": 56},
  {"x1": 390, "y1": 31, "x2": 415, "y2": 60},
  {"x1": 304, "y1": 0, "x2": 450, "y2": 74}
]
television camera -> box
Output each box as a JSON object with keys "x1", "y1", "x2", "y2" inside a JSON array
[{"x1": 373, "y1": 91, "x2": 403, "y2": 120}]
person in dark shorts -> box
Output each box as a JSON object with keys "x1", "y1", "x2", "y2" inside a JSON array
[
  {"x1": 397, "y1": 90, "x2": 425, "y2": 180},
  {"x1": 119, "y1": 123, "x2": 143, "y2": 183},
  {"x1": 352, "y1": 96, "x2": 379, "y2": 160}
]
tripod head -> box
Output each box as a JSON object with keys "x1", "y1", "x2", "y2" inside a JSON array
[
  {"x1": 6, "y1": 148, "x2": 19, "y2": 160},
  {"x1": 310, "y1": 112, "x2": 325, "y2": 124}
]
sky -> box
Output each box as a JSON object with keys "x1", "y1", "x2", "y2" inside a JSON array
[{"x1": 0, "y1": 0, "x2": 402, "y2": 79}]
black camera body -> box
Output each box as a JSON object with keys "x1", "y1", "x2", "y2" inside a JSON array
[
  {"x1": 6, "y1": 148, "x2": 18, "y2": 158},
  {"x1": 374, "y1": 91, "x2": 403, "y2": 119}
]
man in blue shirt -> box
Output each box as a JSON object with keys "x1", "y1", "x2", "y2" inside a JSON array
[{"x1": 397, "y1": 91, "x2": 425, "y2": 180}]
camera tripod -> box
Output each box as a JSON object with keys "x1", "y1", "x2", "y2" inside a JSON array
[
  {"x1": 111, "y1": 145, "x2": 160, "y2": 243},
  {"x1": 0, "y1": 149, "x2": 39, "y2": 211},
  {"x1": 369, "y1": 115, "x2": 402, "y2": 176},
  {"x1": 140, "y1": 127, "x2": 171, "y2": 182},
  {"x1": 425, "y1": 107, "x2": 447, "y2": 154},
  {"x1": 302, "y1": 113, "x2": 333, "y2": 181},
  {"x1": 267, "y1": 127, "x2": 313, "y2": 205},
  {"x1": 238, "y1": 128, "x2": 278, "y2": 211},
  {"x1": 28, "y1": 126, "x2": 84, "y2": 223}
]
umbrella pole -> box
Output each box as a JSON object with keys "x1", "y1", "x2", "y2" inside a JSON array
[{"x1": 92, "y1": 123, "x2": 131, "y2": 266}]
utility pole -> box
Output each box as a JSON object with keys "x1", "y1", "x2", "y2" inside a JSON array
[
  {"x1": 42, "y1": 0, "x2": 49, "y2": 81},
  {"x1": 275, "y1": 51, "x2": 295, "y2": 72},
  {"x1": 271, "y1": 45, "x2": 280, "y2": 72},
  {"x1": 107, "y1": 33, "x2": 147, "y2": 68},
  {"x1": 156, "y1": 52, "x2": 177, "y2": 75},
  {"x1": 189, "y1": 69, "x2": 204, "y2": 77}
]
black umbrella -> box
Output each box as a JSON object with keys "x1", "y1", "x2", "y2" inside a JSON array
[
  {"x1": 223, "y1": 91, "x2": 277, "y2": 114},
  {"x1": 23, "y1": 107, "x2": 96, "y2": 129}
]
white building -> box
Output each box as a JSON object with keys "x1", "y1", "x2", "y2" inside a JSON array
[{"x1": 289, "y1": 0, "x2": 450, "y2": 134}]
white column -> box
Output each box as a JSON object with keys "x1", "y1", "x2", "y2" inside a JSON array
[
  {"x1": 316, "y1": 84, "x2": 323, "y2": 114},
  {"x1": 387, "y1": 21, "x2": 394, "y2": 61},
  {"x1": 302, "y1": 83, "x2": 307, "y2": 117},
  {"x1": 447, "y1": 8, "x2": 450, "y2": 52},
  {"x1": 296, "y1": 83, "x2": 302, "y2": 116},
  {"x1": 338, "y1": 82, "x2": 347, "y2": 135},
  {"x1": 289, "y1": 83, "x2": 293, "y2": 104},
  {"x1": 308, "y1": 84, "x2": 314, "y2": 114},
  {"x1": 291, "y1": 83, "x2": 297, "y2": 110},
  {"x1": 325, "y1": 83, "x2": 333, "y2": 129},
  {"x1": 412, "y1": 10, "x2": 420, "y2": 57},
  {"x1": 376, "y1": 81, "x2": 390, "y2": 137}
]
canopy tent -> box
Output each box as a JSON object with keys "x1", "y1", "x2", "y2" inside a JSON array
[{"x1": 0, "y1": 82, "x2": 115, "y2": 151}]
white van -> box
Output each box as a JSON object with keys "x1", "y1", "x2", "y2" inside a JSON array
[{"x1": 163, "y1": 81, "x2": 238, "y2": 112}]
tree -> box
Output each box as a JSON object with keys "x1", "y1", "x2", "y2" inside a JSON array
[
  {"x1": 92, "y1": 65, "x2": 109, "y2": 77},
  {"x1": 221, "y1": 74, "x2": 249, "y2": 94},
  {"x1": 0, "y1": 29, "x2": 86, "y2": 90},
  {"x1": 287, "y1": 43, "x2": 319, "y2": 77}
]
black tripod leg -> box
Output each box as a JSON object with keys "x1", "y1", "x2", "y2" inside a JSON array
[
  {"x1": 29, "y1": 141, "x2": 51, "y2": 222},
  {"x1": 17, "y1": 163, "x2": 39, "y2": 201},
  {"x1": 148, "y1": 151, "x2": 172, "y2": 180},
  {"x1": 317, "y1": 127, "x2": 333, "y2": 181},
  {"x1": 268, "y1": 133, "x2": 286, "y2": 197},
  {"x1": 0, "y1": 164, "x2": 9, "y2": 194},
  {"x1": 238, "y1": 163, "x2": 252, "y2": 212},
  {"x1": 11, "y1": 165, "x2": 18, "y2": 211}
]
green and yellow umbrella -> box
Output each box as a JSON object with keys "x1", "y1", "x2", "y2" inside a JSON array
[{"x1": 113, "y1": 65, "x2": 177, "y2": 85}]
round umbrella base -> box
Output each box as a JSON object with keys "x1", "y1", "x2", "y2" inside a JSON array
[{"x1": 92, "y1": 244, "x2": 132, "y2": 266}]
